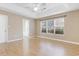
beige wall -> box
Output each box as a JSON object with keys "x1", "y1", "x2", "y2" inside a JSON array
[
  {"x1": 8, "y1": 14, "x2": 23, "y2": 41},
  {"x1": 0, "y1": 10, "x2": 35, "y2": 41},
  {"x1": 1, "y1": 9, "x2": 79, "y2": 43},
  {"x1": 36, "y1": 10, "x2": 79, "y2": 43},
  {"x1": 64, "y1": 10, "x2": 79, "y2": 42},
  {"x1": 0, "y1": 10, "x2": 23, "y2": 41},
  {"x1": 29, "y1": 19, "x2": 36, "y2": 37}
]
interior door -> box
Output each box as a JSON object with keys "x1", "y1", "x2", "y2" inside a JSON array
[{"x1": 0, "y1": 15, "x2": 8, "y2": 43}]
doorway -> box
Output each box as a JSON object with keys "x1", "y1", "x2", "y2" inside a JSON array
[
  {"x1": 0, "y1": 15, "x2": 8, "y2": 43},
  {"x1": 23, "y1": 19, "x2": 29, "y2": 39}
]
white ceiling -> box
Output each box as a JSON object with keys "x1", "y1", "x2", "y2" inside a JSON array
[{"x1": 0, "y1": 3, "x2": 79, "y2": 19}]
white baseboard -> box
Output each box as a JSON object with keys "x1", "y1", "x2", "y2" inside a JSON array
[
  {"x1": 7, "y1": 39, "x2": 22, "y2": 43},
  {"x1": 37, "y1": 36, "x2": 79, "y2": 45},
  {"x1": 0, "y1": 41, "x2": 5, "y2": 44},
  {"x1": 1, "y1": 36, "x2": 36, "y2": 43},
  {"x1": 23, "y1": 36, "x2": 36, "y2": 39}
]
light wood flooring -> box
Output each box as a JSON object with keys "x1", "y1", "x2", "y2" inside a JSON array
[{"x1": 0, "y1": 37, "x2": 79, "y2": 56}]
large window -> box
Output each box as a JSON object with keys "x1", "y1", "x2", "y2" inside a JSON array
[
  {"x1": 47, "y1": 20, "x2": 54, "y2": 33},
  {"x1": 54, "y1": 18, "x2": 64, "y2": 34},
  {"x1": 40, "y1": 20, "x2": 47, "y2": 33},
  {"x1": 40, "y1": 17, "x2": 64, "y2": 35}
]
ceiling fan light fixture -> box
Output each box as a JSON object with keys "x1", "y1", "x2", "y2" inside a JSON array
[{"x1": 33, "y1": 7, "x2": 38, "y2": 11}]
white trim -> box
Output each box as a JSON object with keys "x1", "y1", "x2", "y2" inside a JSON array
[
  {"x1": 7, "y1": 39, "x2": 22, "y2": 43},
  {"x1": 0, "y1": 36, "x2": 36, "y2": 44},
  {"x1": 37, "y1": 36, "x2": 79, "y2": 45},
  {"x1": 0, "y1": 41, "x2": 6, "y2": 44},
  {"x1": 29, "y1": 36, "x2": 36, "y2": 39},
  {"x1": 23, "y1": 36, "x2": 37, "y2": 40}
]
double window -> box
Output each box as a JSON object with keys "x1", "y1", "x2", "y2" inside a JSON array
[{"x1": 40, "y1": 17, "x2": 64, "y2": 34}]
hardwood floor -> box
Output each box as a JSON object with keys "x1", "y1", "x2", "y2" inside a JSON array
[{"x1": 0, "y1": 37, "x2": 79, "y2": 56}]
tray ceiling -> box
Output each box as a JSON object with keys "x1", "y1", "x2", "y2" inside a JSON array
[{"x1": 0, "y1": 3, "x2": 79, "y2": 19}]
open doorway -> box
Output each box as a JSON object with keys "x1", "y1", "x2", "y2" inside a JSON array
[
  {"x1": 23, "y1": 19, "x2": 30, "y2": 55},
  {"x1": 23, "y1": 19, "x2": 29, "y2": 39}
]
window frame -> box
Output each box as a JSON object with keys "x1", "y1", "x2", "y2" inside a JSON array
[
  {"x1": 40, "y1": 20, "x2": 47, "y2": 34},
  {"x1": 46, "y1": 19, "x2": 55, "y2": 34},
  {"x1": 40, "y1": 17, "x2": 64, "y2": 35},
  {"x1": 54, "y1": 17, "x2": 64, "y2": 35}
]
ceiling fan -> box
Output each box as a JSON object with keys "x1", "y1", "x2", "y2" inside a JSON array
[{"x1": 32, "y1": 3, "x2": 46, "y2": 12}]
